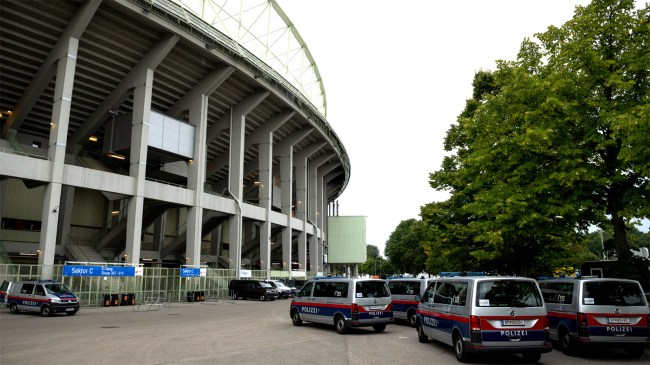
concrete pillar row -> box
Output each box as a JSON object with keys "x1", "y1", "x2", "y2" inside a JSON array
[
  {"x1": 185, "y1": 94, "x2": 208, "y2": 267},
  {"x1": 228, "y1": 109, "x2": 245, "y2": 277},
  {"x1": 125, "y1": 68, "x2": 154, "y2": 265},
  {"x1": 39, "y1": 37, "x2": 79, "y2": 279}
]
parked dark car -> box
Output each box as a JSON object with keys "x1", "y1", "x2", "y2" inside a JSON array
[{"x1": 228, "y1": 279, "x2": 279, "y2": 301}]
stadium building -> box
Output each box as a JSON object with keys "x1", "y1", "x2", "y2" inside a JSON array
[{"x1": 0, "y1": 0, "x2": 352, "y2": 301}]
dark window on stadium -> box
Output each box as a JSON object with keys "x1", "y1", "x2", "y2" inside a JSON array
[{"x1": 1, "y1": 218, "x2": 42, "y2": 231}]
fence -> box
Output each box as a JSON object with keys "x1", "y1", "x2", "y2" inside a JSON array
[{"x1": 0, "y1": 264, "x2": 311, "y2": 307}]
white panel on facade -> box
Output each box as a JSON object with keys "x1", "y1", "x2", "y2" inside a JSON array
[
  {"x1": 148, "y1": 112, "x2": 194, "y2": 159},
  {"x1": 178, "y1": 122, "x2": 194, "y2": 158},
  {"x1": 162, "y1": 117, "x2": 180, "y2": 152},
  {"x1": 148, "y1": 112, "x2": 165, "y2": 150}
]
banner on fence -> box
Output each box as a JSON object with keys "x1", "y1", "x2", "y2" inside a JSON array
[
  {"x1": 63, "y1": 265, "x2": 136, "y2": 277},
  {"x1": 180, "y1": 267, "x2": 206, "y2": 277}
]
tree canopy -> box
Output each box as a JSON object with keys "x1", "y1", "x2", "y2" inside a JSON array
[{"x1": 425, "y1": 0, "x2": 649, "y2": 278}]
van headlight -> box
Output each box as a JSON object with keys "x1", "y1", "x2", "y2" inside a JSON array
[{"x1": 51, "y1": 297, "x2": 61, "y2": 303}]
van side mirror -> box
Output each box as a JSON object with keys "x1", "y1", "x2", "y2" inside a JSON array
[{"x1": 415, "y1": 295, "x2": 421, "y2": 302}]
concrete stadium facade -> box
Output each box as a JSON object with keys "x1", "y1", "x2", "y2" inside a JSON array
[{"x1": 0, "y1": 0, "x2": 350, "y2": 280}]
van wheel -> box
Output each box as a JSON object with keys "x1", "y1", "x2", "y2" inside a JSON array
[
  {"x1": 417, "y1": 322, "x2": 428, "y2": 343},
  {"x1": 335, "y1": 315, "x2": 349, "y2": 334},
  {"x1": 40, "y1": 305, "x2": 52, "y2": 317},
  {"x1": 559, "y1": 327, "x2": 576, "y2": 355},
  {"x1": 454, "y1": 333, "x2": 470, "y2": 363},
  {"x1": 522, "y1": 352, "x2": 541, "y2": 363},
  {"x1": 372, "y1": 324, "x2": 386, "y2": 332},
  {"x1": 407, "y1": 309, "x2": 417, "y2": 327},
  {"x1": 291, "y1": 309, "x2": 302, "y2": 326},
  {"x1": 625, "y1": 345, "x2": 646, "y2": 358},
  {"x1": 231, "y1": 291, "x2": 238, "y2": 300},
  {"x1": 9, "y1": 303, "x2": 19, "y2": 314},
  {"x1": 259, "y1": 294, "x2": 266, "y2": 301}
]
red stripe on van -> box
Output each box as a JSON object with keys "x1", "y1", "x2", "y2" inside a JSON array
[
  {"x1": 7, "y1": 295, "x2": 50, "y2": 303},
  {"x1": 292, "y1": 301, "x2": 350, "y2": 310},
  {"x1": 547, "y1": 311, "x2": 575, "y2": 319},
  {"x1": 417, "y1": 309, "x2": 470, "y2": 324}
]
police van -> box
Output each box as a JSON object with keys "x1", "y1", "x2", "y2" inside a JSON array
[
  {"x1": 415, "y1": 275, "x2": 551, "y2": 363},
  {"x1": 387, "y1": 277, "x2": 433, "y2": 327},
  {"x1": 0, "y1": 280, "x2": 14, "y2": 304},
  {"x1": 538, "y1": 277, "x2": 649, "y2": 358},
  {"x1": 6, "y1": 280, "x2": 80, "y2": 316},
  {"x1": 289, "y1": 278, "x2": 393, "y2": 334}
]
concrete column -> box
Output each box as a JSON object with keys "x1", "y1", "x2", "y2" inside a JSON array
[
  {"x1": 39, "y1": 37, "x2": 78, "y2": 279},
  {"x1": 228, "y1": 110, "x2": 245, "y2": 275},
  {"x1": 56, "y1": 186, "x2": 75, "y2": 253},
  {"x1": 258, "y1": 133, "x2": 273, "y2": 275},
  {"x1": 294, "y1": 157, "x2": 307, "y2": 273},
  {"x1": 186, "y1": 94, "x2": 208, "y2": 267},
  {"x1": 0, "y1": 180, "x2": 6, "y2": 223},
  {"x1": 152, "y1": 213, "x2": 165, "y2": 252},
  {"x1": 279, "y1": 148, "x2": 293, "y2": 272},
  {"x1": 125, "y1": 69, "x2": 153, "y2": 265}
]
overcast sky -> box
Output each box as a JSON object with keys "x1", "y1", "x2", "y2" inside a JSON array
[{"x1": 276, "y1": 0, "x2": 645, "y2": 256}]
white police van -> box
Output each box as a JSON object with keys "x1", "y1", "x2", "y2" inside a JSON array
[
  {"x1": 416, "y1": 275, "x2": 551, "y2": 363},
  {"x1": 289, "y1": 278, "x2": 393, "y2": 334},
  {"x1": 6, "y1": 280, "x2": 80, "y2": 316},
  {"x1": 538, "y1": 277, "x2": 649, "y2": 358},
  {"x1": 387, "y1": 277, "x2": 433, "y2": 327}
]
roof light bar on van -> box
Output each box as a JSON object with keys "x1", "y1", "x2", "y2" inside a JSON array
[{"x1": 438, "y1": 271, "x2": 485, "y2": 277}]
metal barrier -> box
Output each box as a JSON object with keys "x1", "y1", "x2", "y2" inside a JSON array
[{"x1": 0, "y1": 264, "x2": 311, "y2": 307}]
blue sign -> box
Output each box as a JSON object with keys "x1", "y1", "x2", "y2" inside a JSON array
[
  {"x1": 63, "y1": 265, "x2": 136, "y2": 277},
  {"x1": 180, "y1": 268, "x2": 201, "y2": 277}
]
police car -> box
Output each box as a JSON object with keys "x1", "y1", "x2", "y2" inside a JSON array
[
  {"x1": 538, "y1": 277, "x2": 649, "y2": 358},
  {"x1": 6, "y1": 280, "x2": 80, "y2": 316},
  {"x1": 416, "y1": 275, "x2": 551, "y2": 363},
  {"x1": 289, "y1": 278, "x2": 393, "y2": 334},
  {"x1": 387, "y1": 277, "x2": 433, "y2": 327}
]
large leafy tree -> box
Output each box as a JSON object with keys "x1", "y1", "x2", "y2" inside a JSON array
[
  {"x1": 429, "y1": 0, "x2": 649, "y2": 278},
  {"x1": 384, "y1": 219, "x2": 428, "y2": 275}
]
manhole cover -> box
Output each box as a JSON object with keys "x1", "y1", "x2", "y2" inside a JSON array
[{"x1": 101, "y1": 326, "x2": 120, "y2": 329}]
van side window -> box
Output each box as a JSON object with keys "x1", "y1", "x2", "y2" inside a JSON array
[
  {"x1": 20, "y1": 283, "x2": 35, "y2": 294},
  {"x1": 422, "y1": 282, "x2": 436, "y2": 303},
  {"x1": 539, "y1": 282, "x2": 574, "y2": 304},
  {"x1": 299, "y1": 282, "x2": 314, "y2": 297},
  {"x1": 35, "y1": 285, "x2": 46, "y2": 296},
  {"x1": 434, "y1": 282, "x2": 467, "y2": 305}
]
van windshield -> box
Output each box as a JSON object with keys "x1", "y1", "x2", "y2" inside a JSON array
[
  {"x1": 44, "y1": 283, "x2": 74, "y2": 295},
  {"x1": 356, "y1": 281, "x2": 390, "y2": 298},
  {"x1": 477, "y1": 280, "x2": 543, "y2": 307},
  {"x1": 583, "y1": 281, "x2": 646, "y2": 306}
]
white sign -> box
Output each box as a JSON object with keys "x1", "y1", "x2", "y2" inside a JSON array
[
  {"x1": 240, "y1": 270, "x2": 252, "y2": 278},
  {"x1": 291, "y1": 271, "x2": 306, "y2": 277}
]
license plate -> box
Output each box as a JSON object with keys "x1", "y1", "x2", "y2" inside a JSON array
[
  {"x1": 502, "y1": 320, "x2": 525, "y2": 326},
  {"x1": 368, "y1": 305, "x2": 382, "y2": 310},
  {"x1": 66, "y1": 308, "x2": 75, "y2": 312},
  {"x1": 608, "y1": 317, "x2": 630, "y2": 324}
]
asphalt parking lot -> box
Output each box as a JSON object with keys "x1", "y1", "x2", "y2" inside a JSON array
[{"x1": 0, "y1": 298, "x2": 648, "y2": 365}]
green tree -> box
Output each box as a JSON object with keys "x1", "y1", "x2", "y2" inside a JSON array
[
  {"x1": 384, "y1": 219, "x2": 428, "y2": 275},
  {"x1": 366, "y1": 244, "x2": 380, "y2": 259},
  {"x1": 429, "y1": 0, "x2": 650, "y2": 278}
]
